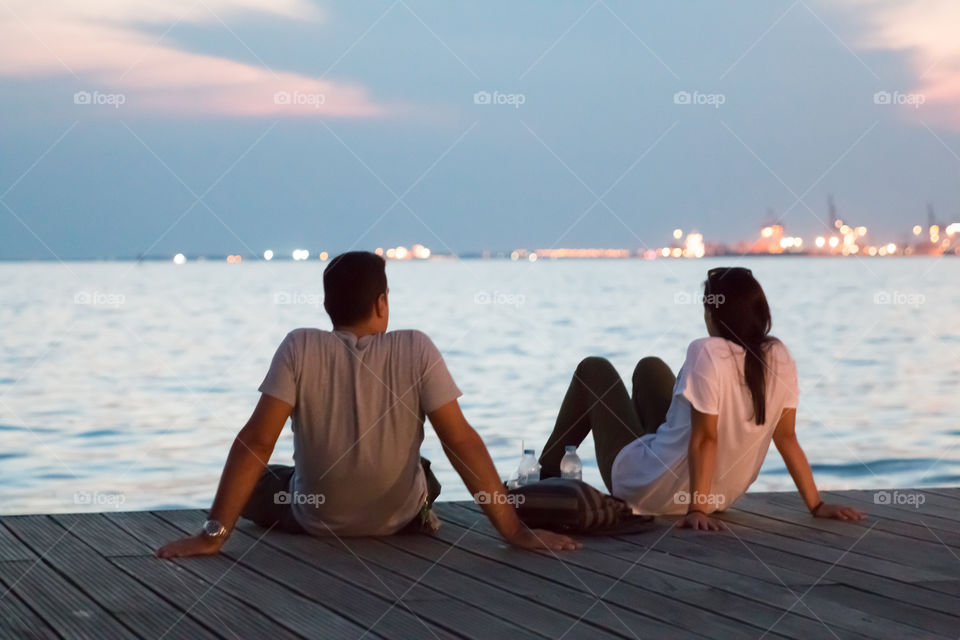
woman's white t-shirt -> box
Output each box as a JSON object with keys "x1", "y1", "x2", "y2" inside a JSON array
[{"x1": 611, "y1": 337, "x2": 799, "y2": 515}]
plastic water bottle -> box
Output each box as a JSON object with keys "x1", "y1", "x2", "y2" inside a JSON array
[
  {"x1": 560, "y1": 445, "x2": 582, "y2": 481},
  {"x1": 517, "y1": 449, "x2": 541, "y2": 486}
]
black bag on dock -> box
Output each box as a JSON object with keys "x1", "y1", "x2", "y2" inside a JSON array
[{"x1": 507, "y1": 478, "x2": 654, "y2": 535}]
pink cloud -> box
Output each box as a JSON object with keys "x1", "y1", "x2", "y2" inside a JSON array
[
  {"x1": 0, "y1": 2, "x2": 385, "y2": 117},
  {"x1": 835, "y1": 0, "x2": 960, "y2": 129}
]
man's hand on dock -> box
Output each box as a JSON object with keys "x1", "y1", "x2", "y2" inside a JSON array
[
  {"x1": 156, "y1": 534, "x2": 225, "y2": 559},
  {"x1": 505, "y1": 527, "x2": 582, "y2": 551}
]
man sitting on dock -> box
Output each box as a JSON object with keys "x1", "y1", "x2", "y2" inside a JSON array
[{"x1": 157, "y1": 251, "x2": 579, "y2": 558}]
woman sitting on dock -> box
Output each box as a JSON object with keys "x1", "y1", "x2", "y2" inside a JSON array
[{"x1": 539, "y1": 266, "x2": 865, "y2": 530}]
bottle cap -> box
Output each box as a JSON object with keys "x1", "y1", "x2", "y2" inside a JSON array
[
  {"x1": 523, "y1": 449, "x2": 535, "y2": 455},
  {"x1": 565, "y1": 445, "x2": 577, "y2": 452}
]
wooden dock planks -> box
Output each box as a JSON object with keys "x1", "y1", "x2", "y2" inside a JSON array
[{"x1": 0, "y1": 488, "x2": 957, "y2": 639}]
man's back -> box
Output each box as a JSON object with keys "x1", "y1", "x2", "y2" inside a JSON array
[{"x1": 259, "y1": 328, "x2": 461, "y2": 535}]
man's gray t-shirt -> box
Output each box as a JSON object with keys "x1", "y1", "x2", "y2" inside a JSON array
[{"x1": 259, "y1": 328, "x2": 461, "y2": 536}]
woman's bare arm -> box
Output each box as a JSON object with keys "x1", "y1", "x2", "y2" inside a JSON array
[
  {"x1": 772, "y1": 408, "x2": 865, "y2": 521},
  {"x1": 679, "y1": 407, "x2": 725, "y2": 531}
]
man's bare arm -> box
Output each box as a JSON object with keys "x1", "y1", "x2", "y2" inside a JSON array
[
  {"x1": 156, "y1": 393, "x2": 291, "y2": 558},
  {"x1": 428, "y1": 399, "x2": 580, "y2": 551}
]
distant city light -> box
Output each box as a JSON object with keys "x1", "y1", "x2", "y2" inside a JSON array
[
  {"x1": 684, "y1": 233, "x2": 705, "y2": 258},
  {"x1": 375, "y1": 247, "x2": 384, "y2": 256},
  {"x1": 829, "y1": 237, "x2": 840, "y2": 248},
  {"x1": 226, "y1": 254, "x2": 242, "y2": 264},
  {"x1": 660, "y1": 247, "x2": 671, "y2": 258},
  {"x1": 379, "y1": 244, "x2": 434, "y2": 260},
  {"x1": 886, "y1": 243, "x2": 897, "y2": 254},
  {"x1": 913, "y1": 225, "x2": 923, "y2": 236},
  {"x1": 173, "y1": 253, "x2": 186, "y2": 265},
  {"x1": 536, "y1": 248, "x2": 631, "y2": 259},
  {"x1": 319, "y1": 251, "x2": 329, "y2": 261},
  {"x1": 263, "y1": 249, "x2": 274, "y2": 261},
  {"x1": 672, "y1": 228, "x2": 683, "y2": 240},
  {"x1": 292, "y1": 249, "x2": 309, "y2": 261},
  {"x1": 528, "y1": 252, "x2": 538, "y2": 262},
  {"x1": 815, "y1": 236, "x2": 826, "y2": 248},
  {"x1": 510, "y1": 251, "x2": 520, "y2": 261}
]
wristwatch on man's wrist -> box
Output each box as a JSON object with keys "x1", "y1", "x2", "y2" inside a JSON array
[{"x1": 201, "y1": 519, "x2": 228, "y2": 540}]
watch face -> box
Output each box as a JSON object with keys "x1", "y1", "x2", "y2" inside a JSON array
[{"x1": 202, "y1": 519, "x2": 224, "y2": 537}]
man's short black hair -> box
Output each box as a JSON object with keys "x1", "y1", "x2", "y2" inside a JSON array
[{"x1": 323, "y1": 251, "x2": 387, "y2": 327}]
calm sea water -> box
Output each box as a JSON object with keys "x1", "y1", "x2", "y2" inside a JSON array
[{"x1": 1, "y1": 257, "x2": 958, "y2": 515}]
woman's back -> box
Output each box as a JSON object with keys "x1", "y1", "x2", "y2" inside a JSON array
[{"x1": 611, "y1": 336, "x2": 799, "y2": 514}]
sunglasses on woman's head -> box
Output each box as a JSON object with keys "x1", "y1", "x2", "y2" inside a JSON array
[
  {"x1": 706, "y1": 267, "x2": 753, "y2": 294},
  {"x1": 707, "y1": 267, "x2": 753, "y2": 281}
]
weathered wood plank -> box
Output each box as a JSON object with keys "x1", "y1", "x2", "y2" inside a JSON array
[
  {"x1": 729, "y1": 495, "x2": 959, "y2": 575},
  {"x1": 923, "y1": 487, "x2": 960, "y2": 502},
  {"x1": 374, "y1": 527, "x2": 700, "y2": 640},
  {"x1": 0, "y1": 521, "x2": 36, "y2": 561},
  {"x1": 3, "y1": 515, "x2": 217, "y2": 639},
  {"x1": 52, "y1": 513, "x2": 150, "y2": 557},
  {"x1": 0, "y1": 490, "x2": 957, "y2": 640},
  {"x1": 442, "y1": 504, "x2": 906, "y2": 640},
  {"x1": 612, "y1": 519, "x2": 960, "y2": 619},
  {"x1": 104, "y1": 510, "x2": 376, "y2": 639},
  {"x1": 70, "y1": 513, "x2": 303, "y2": 640},
  {"x1": 0, "y1": 561, "x2": 60, "y2": 640},
  {"x1": 435, "y1": 504, "x2": 826, "y2": 640},
  {"x1": 782, "y1": 491, "x2": 960, "y2": 542},
  {"x1": 234, "y1": 518, "x2": 638, "y2": 640},
  {"x1": 705, "y1": 507, "x2": 960, "y2": 595},
  {"x1": 0, "y1": 531, "x2": 133, "y2": 639},
  {"x1": 155, "y1": 510, "x2": 474, "y2": 640}
]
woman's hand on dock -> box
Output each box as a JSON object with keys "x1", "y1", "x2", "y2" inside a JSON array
[
  {"x1": 676, "y1": 511, "x2": 726, "y2": 531},
  {"x1": 813, "y1": 503, "x2": 865, "y2": 521},
  {"x1": 156, "y1": 534, "x2": 225, "y2": 559},
  {"x1": 506, "y1": 528, "x2": 582, "y2": 551}
]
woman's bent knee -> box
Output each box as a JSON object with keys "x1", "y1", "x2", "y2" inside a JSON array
[
  {"x1": 633, "y1": 356, "x2": 671, "y2": 383},
  {"x1": 576, "y1": 356, "x2": 616, "y2": 378}
]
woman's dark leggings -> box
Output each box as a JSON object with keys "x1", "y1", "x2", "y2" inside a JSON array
[{"x1": 539, "y1": 356, "x2": 676, "y2": 491}]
